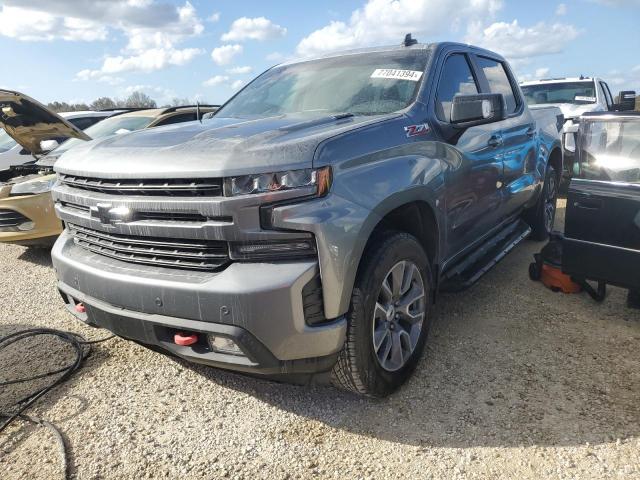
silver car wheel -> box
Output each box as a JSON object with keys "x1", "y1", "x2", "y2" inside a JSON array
[{"x1": 372, "y1": 260, "x2": 426, "y2": 372}]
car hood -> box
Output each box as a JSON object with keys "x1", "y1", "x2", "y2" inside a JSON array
[
  {"x1": 531, "y1": 102, "x2": 605, "y2": 120},
  {"x1": 54, "y1": 113, "x2": 397, "y2": 178},
  {"x1": 0, "y1": 173, "x2": 44, "y2": 198},
  {"x1": 0, "y1": 89, "x2": 90, "y2": 155}
]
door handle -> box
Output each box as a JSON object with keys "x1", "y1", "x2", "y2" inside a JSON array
[
  {"x1": 488, "y1": 135, "x2": 503, "y2": 148},
  {"x1": 526, "y1": 127, "x2": 536, "y2": 138},
  {"x1": 573, "y1": 198, "x2": 603, "y2": 210}
]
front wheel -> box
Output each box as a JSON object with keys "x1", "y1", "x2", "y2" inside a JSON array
[
  {"x1": 331, "y1": 231, "x2": 432, "y2": 397},
  {"x1": 526, "y1": 164, "x2": 558, "y2": 241}
]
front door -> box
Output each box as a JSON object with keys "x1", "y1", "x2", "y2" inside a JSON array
[
  {"x1": 433, "y1": 52, "x2": 505, "y2": 258},
  {"x1": 563, "y1": 114, "x2": 640, "y2": 289}
]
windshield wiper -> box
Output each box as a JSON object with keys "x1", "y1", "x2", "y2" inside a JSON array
[{"x1": 332, "y1": 113, "x2": 354, "y2": 120}]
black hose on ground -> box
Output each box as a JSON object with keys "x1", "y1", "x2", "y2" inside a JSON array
[{"x1": 0, "y1": 328, "x2": 114, "y2": 479}]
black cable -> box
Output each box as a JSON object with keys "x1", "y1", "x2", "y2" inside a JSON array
[{"x1": 0, "y1": 328, "x2": 115, "y2": 479}]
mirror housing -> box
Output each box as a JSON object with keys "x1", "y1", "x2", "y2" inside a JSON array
[
  {"x1": 451, "y1": 93, "x2": 506, "y2": 126},
  {"x1": 39, "y1": 139, "x2": 59, "y2": 153},
  {"x1": 613, "y1": 91, "x2": 636, "y2": 112}
]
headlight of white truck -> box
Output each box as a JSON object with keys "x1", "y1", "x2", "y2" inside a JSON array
[
  {"x1": 10, "y1": 177, "x2": 57, "y2": 196},
  {"x1": 224, "y1": 166, "x2": 332, "y2": 197}
]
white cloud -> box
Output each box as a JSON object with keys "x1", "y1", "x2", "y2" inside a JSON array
[
  {"x1": 231, "y1": 80, "x2": 245, "y2": 90},
  {"x1": 535, "y1": 67, "x2": 550, "y2": 78},
  {"x1": 208, "y1": 12, "x2": 221, "y2": 23},
  {"x1": 296, "y1": 0, "x2": 503, "y2": 57},
  {"x1": 227, "y1": 66, "x2": 253, "y2": 74},
  {"x1": 556, "y1": 3, "x2": 567, "y2": 15},
  {"x1": 221, "y1": 17, "x2": 287, "y2": 42},
  {"x1": 211, "y1": 44, "x2": 243, "y2": 65},
  {"x1": 0, "y1": 5, "x2": 108, "y2": 41},
  {"x1": 3, "y1": 1, "x2": 205, "y2": 79},
  {"x1": 465, "y1": 20, "x2": 581, "y2": 60},
  {"x1": 203, "y1": 75, "x2": 230, "y2": 87}
]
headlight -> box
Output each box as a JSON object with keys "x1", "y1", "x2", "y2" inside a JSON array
[
  {"x1": 224, "y1": 166, "x2": 332, "y2": 197},
  {"x1": 10, "y1": 177, "x2": 57, "y2": 196}
]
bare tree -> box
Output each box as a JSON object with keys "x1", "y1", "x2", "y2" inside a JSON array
[
  {"x1": 90, "y1": 97, "x2": 118, "y2": 110},
  {"x1": 123, "y1": 91, "x2": 157, "y2": 108}
]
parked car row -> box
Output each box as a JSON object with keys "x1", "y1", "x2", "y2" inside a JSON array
[{"x1": 1, "y1": 36, "x2": 631, "y2": 396}]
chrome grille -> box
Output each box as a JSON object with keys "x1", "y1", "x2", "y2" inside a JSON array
[
  {"x1": 0, "y1": 209, "x2": 30, "y2": 227},
  {"x1": 58, "y1": 201, "x2": 221, "y2": 223},
  {"x1": 59, "y1": 174, "x2": 223, "y2": 197},
  {"x1": 68, "y1": 223, "x2": 229, "y2": 271}
]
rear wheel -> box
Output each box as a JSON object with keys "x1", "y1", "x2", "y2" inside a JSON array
[
  {"x1": 331, "y1": 231, "x2": 432, "y2": 397},
  {"x1": 526, "y1": 164, "x2": 558, "y2": 241}
]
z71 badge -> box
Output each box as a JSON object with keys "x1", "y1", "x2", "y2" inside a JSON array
[{"x1": 404, "y1": 123, "x2": 430, "y2": 138}]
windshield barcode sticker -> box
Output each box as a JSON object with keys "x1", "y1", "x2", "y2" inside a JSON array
[
  {"x1": 371, "y1": 69, "x2": 423, "y2": 82},
  {"x1": 574, "y1": 96, "x2": 596, "y2": 102}
]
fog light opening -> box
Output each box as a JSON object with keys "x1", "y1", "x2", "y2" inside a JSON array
[
  {"x1": 17, "y1": 221, "x2": 35, "y2": 231},
  {"x1": 207, "y1": 335, "x2": 244, "y2": 356}
]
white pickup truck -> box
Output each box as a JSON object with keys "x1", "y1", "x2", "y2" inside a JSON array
[{"x1": 520, "y1": 77, "x2": 636, "y2": 180}]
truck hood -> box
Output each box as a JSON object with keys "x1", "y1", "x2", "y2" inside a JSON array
[
  {"x1": 54, "y1": 113, "x2": 396, "y2": 179},
  {"x1": 530, "y1": 102, "x2": 605, "y2": 120},
  {"x1": 0, "y1": 89, "x2": 90, "y2": 155}
]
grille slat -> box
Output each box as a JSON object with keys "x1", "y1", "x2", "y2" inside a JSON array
[
  {"x1": 68, "y1": 224, "x2": 229, "y2": 271},
  {"x1": 0, "y1": 209, "x2": 29, "y2": 227},
  {"x1": 60, "y1": 174, "x2": 223, "y2": 197}
]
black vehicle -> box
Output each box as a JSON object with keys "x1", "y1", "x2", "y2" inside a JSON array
[{"x1": 562, "y1": 112, "x2": 640, "y2": 302}]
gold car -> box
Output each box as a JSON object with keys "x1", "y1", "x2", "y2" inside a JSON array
[{"x1": 0, "y1": 93, "x2": 217, "y2": 246}]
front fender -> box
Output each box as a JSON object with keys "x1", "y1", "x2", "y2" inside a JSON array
[{"x1": 272, "y1": 151, "x2": 445, "y2": 319}]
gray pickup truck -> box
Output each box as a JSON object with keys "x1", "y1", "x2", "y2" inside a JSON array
[{"x1": 51, "y1": 40, "x2": 562, "y2": 396}]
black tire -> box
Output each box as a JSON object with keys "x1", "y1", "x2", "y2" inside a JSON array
[
  {"x1": 529, "y1": 262, "x2": 541, "y2": 281},
  {"x1": 526, "y1": 164, "x2": 559, "y2": 241},
  {"x1": 331, "y1": 231, "x2": 432, "y2": 397}
]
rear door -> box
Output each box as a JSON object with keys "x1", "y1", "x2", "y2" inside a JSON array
[
  {"x1": 472, "y1": 55, "x2": 538, "y2": 218},
  {"x1": 564, "y1": 114, "x2": 640, "y2": 288}
]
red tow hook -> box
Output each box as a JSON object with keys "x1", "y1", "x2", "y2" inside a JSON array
[
  {"x1": 174, "y1": 332, "x2": 199, "y2": 346},
  {"x1": 75, "y1": 303, "x2": 86, "y2": 314}
]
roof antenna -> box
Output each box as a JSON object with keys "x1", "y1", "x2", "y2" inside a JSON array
[
  {"x1": 403, "y1": 33, "x2": 417, "y2": 47},
  {"x1": 196, "y1": 100, "x2": 202, "y2": 123}
]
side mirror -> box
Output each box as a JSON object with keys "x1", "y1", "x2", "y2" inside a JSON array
[
  {"x1": 613, "y1": 91, "x2": 636, "y2": 112},
  {"x1": 451, "y1": 93, "x2": 506, "y2": 126},
  {"x1": 39, "y1": 139, "x2": 60, "y2": 153}
]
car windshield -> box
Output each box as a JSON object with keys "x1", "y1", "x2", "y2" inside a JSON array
[
  {"x1": 216, "y1": 50, "x2": 430, "y2": 119},
  {"x1": 0, "y1": 128, "x2": 17, "y2": 152},
  {"x1": 578, "y1": 117, "x2": 640, "y2": 183},
  {"x1": 37, "y1": 115, "x2": 154, "y2": 165},
  {"x1": 522, "y1": 81, "x2": 597, "y2": 105}
]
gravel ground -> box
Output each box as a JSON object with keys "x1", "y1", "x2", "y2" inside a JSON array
[{"x1": 1, "y1": 199, "x2": 639, "y2": 479}]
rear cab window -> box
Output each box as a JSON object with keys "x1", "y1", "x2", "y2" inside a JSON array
[{"x1": 475, "y1": 56, "x2": 520, "y2": 114}]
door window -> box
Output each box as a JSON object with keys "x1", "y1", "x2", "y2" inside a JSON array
[
  {"x1": 69, "y1": 116, "x2": 104, "y2": 130},
  {"x1": 435, "y1": 54, "x2": 479, "y2": 122},
  {"x1": 476, "y1": 57, "x2": 519, "y2": 114},
  {"x1": 155, "y1": 113, "x2": 197, "y2": 126}
]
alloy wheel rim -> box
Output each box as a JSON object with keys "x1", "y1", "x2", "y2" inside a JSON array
[
  {"x1": 544, "y1": 173, "x2": 557, "y2": 232},
  {"x1": 372, "y1": 260, "x2": 426, "y2": 372}
]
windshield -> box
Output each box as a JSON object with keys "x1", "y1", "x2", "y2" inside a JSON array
[
  {"x1": 50, "y1": 115, "x2": 154, "y2": 156},
  {"x1": 216, "y1": 50, "x2": 429, "y2": 119},
  {"x1": 578, "y1": 118, "x2": 640, "y2": 183},
  {"x1": 522, "y1": 81, "x2": 597, "y2": 105},
  {"x1": 0, "y1": 128, "x2": 17, "y2": 152}
]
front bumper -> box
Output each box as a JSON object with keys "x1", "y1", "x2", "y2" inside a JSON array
[
  {"x1": 52, "y1": 231, "x2": 346, "y2": 374},
  {"x1": 0, "y1": 191, "x2": 61, "y2": 245}
]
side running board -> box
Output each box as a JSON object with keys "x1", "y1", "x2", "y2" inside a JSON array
[{"x1": 440, "y1": 220, "x2": 531, "y2": 292}]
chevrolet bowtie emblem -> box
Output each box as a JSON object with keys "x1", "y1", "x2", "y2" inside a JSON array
[{"x1": 89, "y1": 203, "x2": 132, "y2": 225}]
